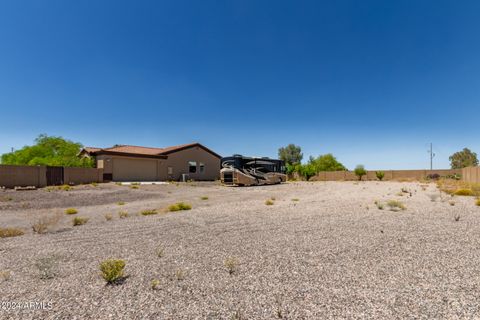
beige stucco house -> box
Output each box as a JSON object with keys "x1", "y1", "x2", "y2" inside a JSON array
[{"x1": 80, "y1": 143, "x2": 221, "y2": 181}]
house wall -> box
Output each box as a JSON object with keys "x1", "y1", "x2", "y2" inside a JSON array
[
  {"x1": 0, "y1": 165, "x2": 47, "y2": 188},
  {"x1": 96, "y1": 154, "x2": 166, "y2": 181},
  {"x1": 164, "y1": 146, "x2": 221, "y2": 181}
]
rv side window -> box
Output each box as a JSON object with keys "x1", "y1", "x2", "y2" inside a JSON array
[{"x1": 188, "y1": 161, "x2": 197, "y2": 173}]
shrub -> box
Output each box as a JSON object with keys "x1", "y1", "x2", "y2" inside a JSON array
[
  {"x1": 130, "y1": 185, "x2": 139, "y2": 189},
  {"x1": 454, "y1": 189, "x2": 475, "y2": 196},
  {"x1": 168, "y1": 202, "x2": 192, "y2": 212},
  {"x1": 90, "y1": 182, "x2": 98, "y2": 187},
  {"x1": 141, "y1": 209, "x2": 158, "y2": 216},
  {"x1": 476, "y1": 198, "x2": 480, "y2": 206},
  {"x1": 200, "y1": 196, "x2": 209, "y2": 200},
  {"x1": 291, "y1": 198, "x2": 299, "y2": 202},
  {"x1": 65, "y1": 208, "x2": 78, "y2": 215},
  {"x1": 100, "y1": 259, "x2": 126, "y2": 284},
  {"x1": 151, "y1": 279, "x2": 160, "y2": 290},
  {"x1": 117, "y1": 202, "x2": 125, "y2": 206},
  {"x1": 104, "y1": 213, "x2": 113, "y2": 221},
  {"x1": 175, "y1": 269, "x2": 185, "y2": 280},
  {"x1": 224, "y1": 257, "x2": 239, "y2": 275},
  {"x1": 118, "y1": 211, "x2": 129, "y2": 219},
  {"x1": 35, "y1": 256, "x2": 58, "y2": 280},
  {"x1": 374, "y1": 201, "x2": 384, "y2": 210},
  {"x1": 354, "y1": 165, "x2": 367, "y2": 181},
  {"x1": 427, "y1": 173, "x2": 441, "y2": 180},
  {"x1": 265, "y1": 199, "x2": 274, "y2": 205},
  {"x1": 0, "y1": 227, "x2": 24, "y2": 238},
  {"x1": 32, "y1": 213, "x2": 62, "y2": 234},
  {"x1": 72, "y1": 217, "x2": 88, "y2": 226},
  {"x1": 0, "y1": 270, "x2": 11, "y2": 282},
  {"x1": 386, "y1": 200, "x2": 406, "y2": 211},
  {"x1": 157, "y1": 246, "x2": 164, "y2": 258},
  {"x1": 376, "y1": 171, "x2": 385, "y2": 181}
]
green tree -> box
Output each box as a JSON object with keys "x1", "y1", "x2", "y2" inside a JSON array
[
  {"x1": 375, "y1": 171, "x2": 385, "y2": 181},
  {"x1": 278, "y1": 144, "x2": 303, "y2": 166},
  {"x1": 1, "y1": 134, "x2": 94, "y2": 167},
  {"x1": 354, "y1": 165, "x2": 367, "y2": 181},
  {"x1": 309, "y1": 154, "x2": 346, "y2": 172},
  {"x1": 449, "y1": 148, "x2": 479, "y2": 169}
]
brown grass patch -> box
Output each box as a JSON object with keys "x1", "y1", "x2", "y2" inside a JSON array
[{"x1": 0, "y1": 227, "x2": 25, "y2": 238}]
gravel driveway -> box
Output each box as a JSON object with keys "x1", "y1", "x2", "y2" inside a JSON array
[{"x1": 1, "y1": 181, "x2": 479, "y2": 319}]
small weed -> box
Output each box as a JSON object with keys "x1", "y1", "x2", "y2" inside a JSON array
[
  {"x1": 141, "y1": 209, "x2": 158, "y2": 216},
  {"x1": 104, "y1": 213, "x2": 113, "y2": 221},
  {"x1": 72, "y1": 216, "x2": 89, "y2": 226},
  {"x1": 454, "y1": 189, "x2": 475, "y2": 196},
  {"x1": 65, "y1": 208, "x2": 78, "y2": 215},
  {"x1": 291, "y1": 198, "x2": 299, "y2": 202},
  {"x1": 117, "y1": 201, "x2": 125, "y2": 206},
  {"x1": 151, "y1": 279, "x2": 160, "y2": 290},
  {"x1": 224, "y1": 257, "x2": 238, "y2": 275},
  {"x1": 200, "y1": 196, "x2": 209, "y2": 200},
  {"x1": 476, "y1": 198, "x2": 480, "y2": 206},
  {"x1": 130, "y1": 185, "x2": 139, "y2": 189},
  {"x1": 168, "y1": 202, "x2": 192, "y2": 211},
  {"x1": 265, "y1": 199, "x2": 274, "y2": 206},
  {"x1": 115, "y1": 182, "x2": 122, "y2": 186},
  {"x1": 454, "y1": 214, "x2": 461, "y2": 222},
  {"x1": 35, "y1": 256, "x2": 58, "y2": 280},
  {"x1": 60, "y1": 185, "x2": 72, "y2": 191},
  {"x1": 0, "y1": 270, "x2": 11, "y2": 282},
  {"x1": 386, "y1": 200, "x2": 406, "y2": 211},
  {"x1": 90, "y1": 182, "x2": 98, "y2": 187},
  {"x1": 175, "y1": 269, "x2": 186, "y2": 281},
  {"x1": 156, "y1": 246, "x2": 164, "y2": 258},
  {"x1": 118, "y1": 211, "x2": 129, "y2": 219},
  {"x1": 32, "y1": 212, "x2": 62, "y2": 234},
  {"x1": 131, "y1": 182, "x2": 141, "y2": 186},
  {"x1": 0, "y1": 227, "x2": 24, "y2": 238},
  {"x1": 100, "y1": 259, "x2": 126, "y2": 284},
  {"x1": 270, "y1": 197, "x2": 276, "y2": 201}
]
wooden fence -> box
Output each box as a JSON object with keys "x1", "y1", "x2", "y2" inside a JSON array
[
  {"x1": 0, "y1": 165, "x2": 103, "y2": 188},
  {"x1": 462, "y1": 166, "x2": 480, "y2": 184}
]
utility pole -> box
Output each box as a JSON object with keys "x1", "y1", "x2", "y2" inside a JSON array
[{"x1": 428, "y1": 143, "x2": 435, "y2": 170}]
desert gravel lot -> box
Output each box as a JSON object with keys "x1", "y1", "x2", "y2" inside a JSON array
[{"x1": 1, "y1": 181, "x2": 480, "y2": 319}]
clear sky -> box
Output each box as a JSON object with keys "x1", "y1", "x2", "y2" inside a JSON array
[{"x1": 1, "y1": 0, "x2": 479, "y2": 170}]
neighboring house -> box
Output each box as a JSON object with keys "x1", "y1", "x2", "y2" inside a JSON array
[{"x1": 80, "y1": 143, "x2": 221, "y2": 181}]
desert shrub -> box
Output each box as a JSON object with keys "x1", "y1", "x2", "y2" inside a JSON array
[
  {"x1": 168, "y1": 202, "x2": 192, "y2": 211},
  {"x1": 224, "y1": 257, "x2": 239, "y2": 275},
  {"x1": 376, "y1": 171, "x2": 385, "y2": 181},
  {"x1": 141, "y1": 209, "x2": 158, "y2": 216},
  {"x1": 65, "y1": 208, "x2": 78, "y2": 215},
  {"x1": 90, "y1": 182, "x2": 98, "y2": 187},
  {"x1": 115, "y1": 182, "x2": 122, "y2": 186},
  {"x1": 130, "y1": 185, "x2": 139, "y2": 189},
  {"x1": 454, "y1": 189, "x2": 474, "y2": 196},
  {"x1": 117, "y1": 201, "x2": 125, "y2": 206},
  {"x1": 104, "y1": 213, "x2": 113, "y2": 221},
  {"x1": 427, "y1": 173, "x2": 441, "y2": 180},
  {"x1": 118, "y1": 211, "x2": 129, "y2": 219},
  {"x1": 35, "y1": 256, "x2": 58, "y2": 280},
  {"x1": 386, "y1": 200, "x2": 406, "y2": 211},
  {"x1": 100, "y1": 259, "x2": 126, "y2": 284},
  {"x1": 72, "y1": 216, "x2": 88, "y2": 226},
  {"x1": 476, "y1": 198, "x2": 480, "y2": 206},
  {"x1": 200, "y1": 196, "x2": 209, "y2": 200},
  {"x1": 374, "y1": 201, "x2": 384, "y2": 210},
  {"x1": 354, "y1": 165, "x2": 367, "y2": 181},
  {"x1": 0, "y1": 270, "x2": 11, "y2": 282},
  {"x1": 175, "y1": 269, "x2": 185, "y2": 280},
  {"x1": 32, "y1": 213, "x2": 62, "y2": 234},
  {"x1": 131, "y1": 182, "x2": 140, "y2": 186},
  {"x1": 291, "y1": 198, "x2": 299, "y2": 202},
  {"x1": 157, "y1": 246, "x2": 164, "y2": 258},
  {"x1": 265, "y1": 199, "x2": 274, "y2": 205},
  {"x1": 151, "y1": 279, "x2": 160, "y2": 290},
  {"x1": 0, "y1": 227, "x2": 24, "y2": 238}
]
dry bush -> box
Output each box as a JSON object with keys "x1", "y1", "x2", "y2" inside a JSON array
[
  {"x1": 454, "y1": 189, "x2": 475, "y2": 196},
  {"x1": 72, "y1": 216, "x2": 88, "y2": 226},
  {"x1": 141, "y1": 209, "x2": 158, "y2": 216},
  {"x1": 386, "y1": 200, "x2": 406, "y2": 211},
  {"x1": 265, "y1": 199, "x2": 274, "y2": 206},
  {"x1": 65, "y1": 208, "x2": 78, "y2": 215},
  {"x1": 157, "y1": 246, "x2": 164, "y2": 258},
  {"x1": 224, "y1": 257, "x2": 239, "y2": 275},
  {"x1": 374, "y1": 200, "x2": 384, "y2": 210},
  {"x1": 200, "y1": 196, "x2": 209, "y2": 200},
  {"x1": 0, "y1": 270, "x2": 11, "y2": 282},
  {"x1": 104, "y1": 213, "x2": 113, "y2": 221},
  {"x1": 130, "y1": 185, "x2": 139, "y2": 189},
  {"x1": 118, "y1": 211, "x2": 129, "y2": 219},
  {"x1": 117, "y1": 201, "x2": 125, "y2": 206},
  {"x1": 32, "y1": 212, "x2": 62, "y2": 234},
  {"x1": 35, "y1": 256, "x2": 58, "y2": 280},
  {"x1": 291, "y1": 198, "x2": 299, "y2": 202},
  {"x1": 168, "y1": 202, "x2": 192, "y2": 212},
  {"x1": 476, "y1": 198, "x2": 480, "y2": 206},
  {"x1": 0, "y1": 227, "x2": 24, "y2": 238},
  {"x1": 175, "y1": 269, "x2": 186, "y2": 280},
  {"x1": 151, "y1": 279, "x2": 160, "y2": 290},
  {"x1": 100, "y1": 259, "x2": 126, "y2": 284}
]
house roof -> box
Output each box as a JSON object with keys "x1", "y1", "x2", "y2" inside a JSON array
[{"x1": 81, "y1": 142, "x2": 221, "y2": 159}]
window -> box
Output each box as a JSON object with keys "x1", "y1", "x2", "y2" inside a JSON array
[
  {"x1": 199, "y1": 163, "x2": 205, "y2": 173},
  {"x1": 168, "y1": 167, "x2": 173, "y2": 175},
  {"x1": 188, "y1": 161, "x2": 197, "y2": 173}
]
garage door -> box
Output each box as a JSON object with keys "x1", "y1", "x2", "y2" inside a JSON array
[{"x1": 113, "y1": 158, "x2": 157, "y2": 181}]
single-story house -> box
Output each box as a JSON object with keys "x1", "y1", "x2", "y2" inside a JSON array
[{"x1": 80, "y1": 142, "x2": 221, "y2": 181}]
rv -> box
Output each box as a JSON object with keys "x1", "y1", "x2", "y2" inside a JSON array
[{"x1": 220, "y1": 155, "x2": 287, "y2": 186}]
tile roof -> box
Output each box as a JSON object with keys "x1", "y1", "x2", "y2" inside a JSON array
[{"x1": 81, "y1": 142, "x2": 220, "y2": 158}]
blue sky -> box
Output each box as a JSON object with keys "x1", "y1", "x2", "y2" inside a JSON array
[{"x1": 0, "y1": 0, "x2": 479, "y2": 170}]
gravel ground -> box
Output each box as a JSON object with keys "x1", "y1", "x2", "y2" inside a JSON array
[{"x1": 1, "y1": 181, "x2": 480, "y2": 319}]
